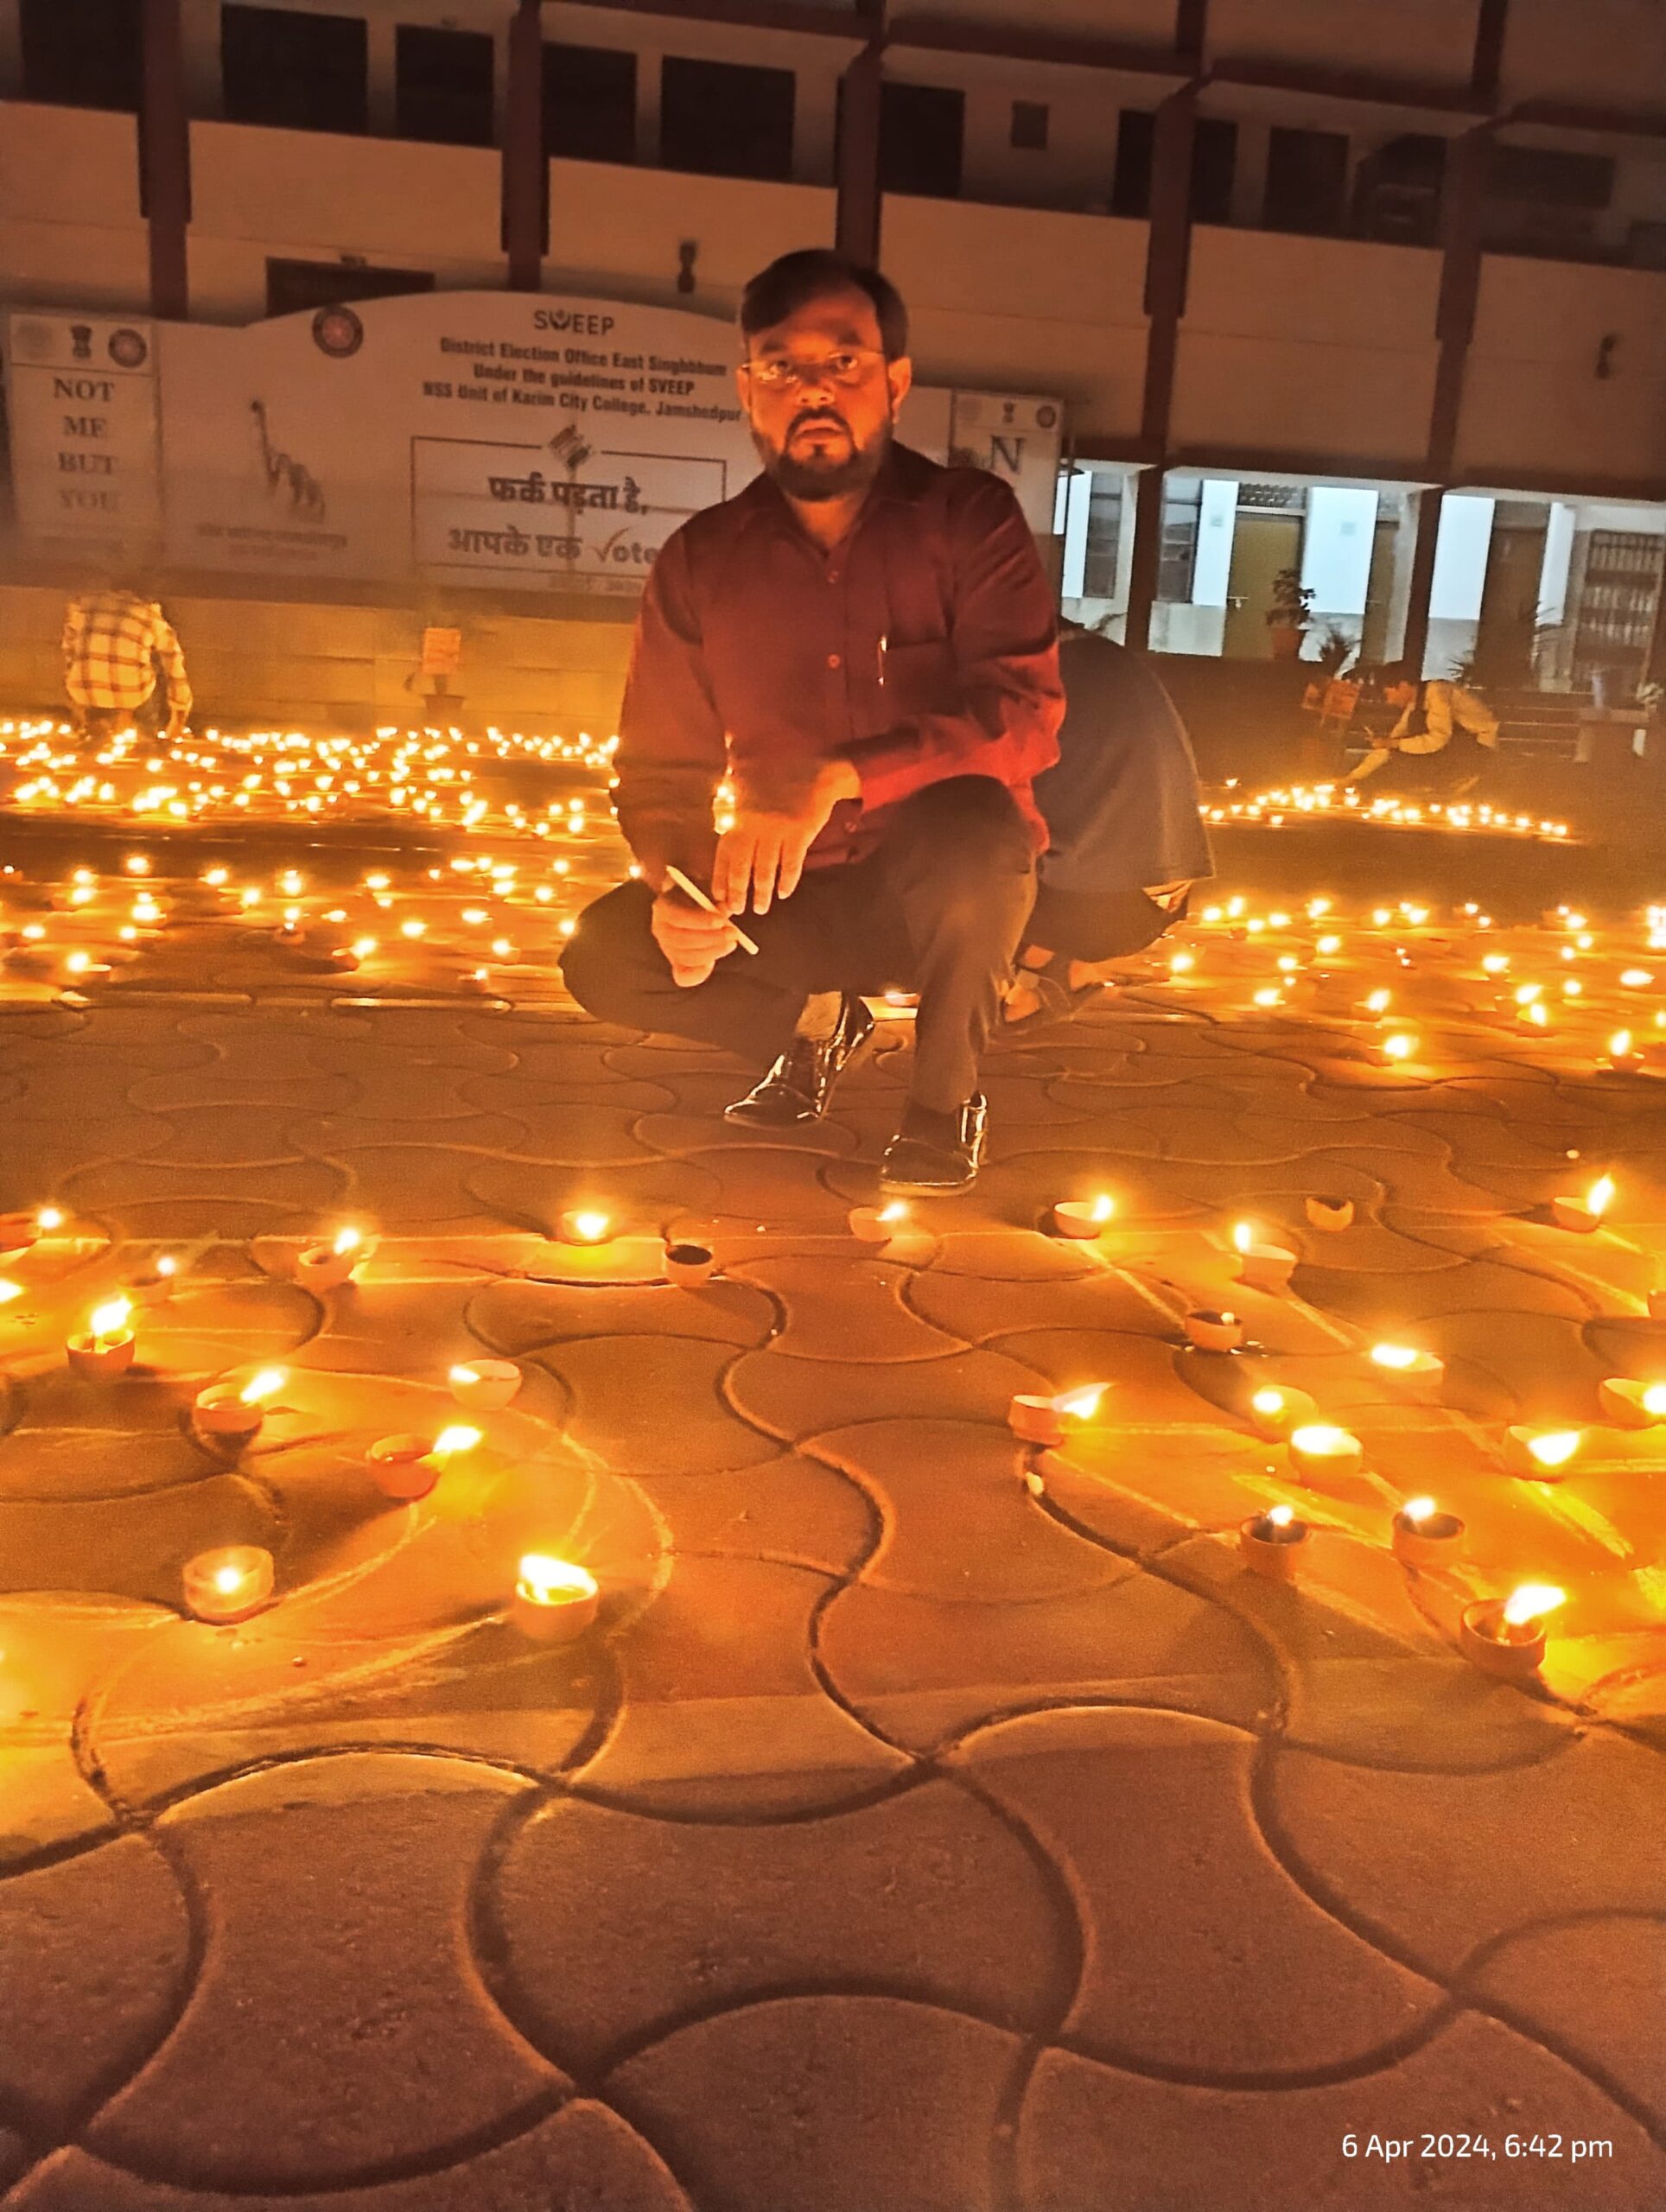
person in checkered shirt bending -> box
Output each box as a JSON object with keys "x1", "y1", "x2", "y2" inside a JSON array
[{"x1": 62, "y1": 583, "x2": 193, "y2": 743}]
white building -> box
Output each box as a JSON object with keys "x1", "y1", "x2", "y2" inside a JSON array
[{"x1": 1, "y1": 0, "x2": 1663, "y2": 718}]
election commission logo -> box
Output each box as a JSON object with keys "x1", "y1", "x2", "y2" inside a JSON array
[
  {"x1": 109, "y1": 327, "x2": 149, "y2": 370},
  {"x1": 312, "y1": 306, "x2": 366, "y2": 359}
]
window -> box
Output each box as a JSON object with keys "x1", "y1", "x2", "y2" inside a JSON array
[
  {"x1": 222, "y1": 6, "x2": 368, "y2": 136},
  {"x1": 1111, "y1": 109, "x2": 1154, "y2": 218},
  {"x1": 1082, "y1": 477, "x2": 1124, "y2": 601},
  {"x1": 20, "y1": 0, "x2": 140, "y2": 111},
  {"x1": 543, "y1": 42, "x2": 637, "y2": 165},
  {"x1": 1352, "y1": 134, "x2": 1444, "y2": 245},
  {"x1": 1489, "y1": 145, "x2": 1613, "y2": 210},
  {"x1": 1157, "y1": 480, "x2": 1202, "y2": 602},
  {"x1": 1263, "y1": 126, "x2": 1349, "y2": 235},
  {"x1": 1188, "y1": 118, "x2": 1237, "y2": 224},
  {"x1": 396, "y1": 24, "x2": 494, "y2": 148},
  {"x1": 660, "y1": 55, "x2": 794, "y2": 181},
  {"x1": 1011, "y1": 100, "x2": 1049, "y2": 153},
  {"x1": 266, "y1": 258, "x2": 435, "y2": 319},
  {"x1": 879, "y1": 81, "x2": 964, "y2": 199}
]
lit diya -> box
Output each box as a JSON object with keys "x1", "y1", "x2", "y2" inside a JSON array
[
  {"x1": 1288, "y1": 1423, "x2": 1364, "y2": 1480},
  {"x1": 1230, "y1": 1219, "x2": 1295, "y2": 1293},
  {"x1": 1502, "y1": 1426, "x2": 1584, "y2": 1478},
  {"x1": 1550, "y1": 1174, "x2": 1613, "y2": 1234},
  {"x1": 67, "y1": 1296, "x2": 135, "y2": 1379},
  {"x1": 367, "y1": 1423, "x2": 480, "y2": 1501},
  {"x1": 448, "y1": 1359, "x2": 521, "y2": 1410},
  {"x1": 1052, "y1": 1193, "x2": 1116, "y2": 1240},
  {"x1": 194, "y1": 1367, "x2": 286, "y2": 1440},
  {"x1": 1239, "y1": 1501, "x2": 1309, "y2": 1580},
  {"x1": 1369, "y1": 1341, "x2": 1445, "y2": 1402},
  {"x1": 182, "y1": 1545, "x2": 276, "y2": 1625},
  {"x1": 1390, "y1": 1495, "x2": 1465, "y2": 1568},
  {"x1": 850, "y1": 1199, "x2": 910, "y2": 1245},
  {"x1": 558, "y1": 1209, "x2": 614, "y2": 1246},
  {"x1": 1246, "y1": 1384, "x2": 1317, "y2": 1440},
  {"x1": 296, "y1": 1225, "x2": 371, "y2": 1289},
  {"x1": 510, "y1": 1554, "x2": 600, "y2": 1643},
  {"x1": 1008, "y1": 1384, "x2": 1103, "y2": 1449},
  {"x1": 1459, "y1": 1583, "x2": 1565, "y2": 1680},
  {"x1": 1597, "y1": 1377, "x2": 1666, "y2": 1428}
]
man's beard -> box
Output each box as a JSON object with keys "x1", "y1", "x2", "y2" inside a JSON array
[{"x1": 754, "y1": 409, "x2": 892, "y2": 501}]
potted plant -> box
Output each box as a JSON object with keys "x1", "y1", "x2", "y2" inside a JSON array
[{"x1": 1266, "y1": 569, "x2": 1313, "y2": 661}]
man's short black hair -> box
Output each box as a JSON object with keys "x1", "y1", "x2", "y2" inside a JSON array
[
  {"x1": 1373, "y1": 660, "x2": 1415, "y2": 689},
  {"x1": 739, "y1": 249, "x2": 909, "y2": 361}
]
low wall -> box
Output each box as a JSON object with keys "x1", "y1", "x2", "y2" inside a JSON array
[{"x1": 0, "y1": 575, "x2": 636, "y2": 733}]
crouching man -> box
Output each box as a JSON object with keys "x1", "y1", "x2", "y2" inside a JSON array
[{"x1": 560, "y1": 248, "x2": 1064, "y2": 1194}]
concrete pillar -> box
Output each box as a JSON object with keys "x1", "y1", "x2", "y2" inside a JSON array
[
  {"x1": 365, "y1": 5, "x2": 397, "y2": 137},
  {"x1": 835, "y1": 17, "x2": 883, "y2": 267},
  {"x1": 503, "y1": 0, "x2": 544, "y2": 291},
  {"x1": 635, "y1": 40, "x2": 662, "y2": 169},
  {"x1": 141, "y1": 0, "x2": 191, "y2": 321},
  {"x1": 1398, "y1": 487, "x2": 1446, "y2": 677},
  {"x1": 0, "y1": 1, "x2": 22, "y2": 100},
  {"x1": 1124, "y1": 83, "x2": 1197, "y2": 650},
  {"x1": 179, "y1": 0, "x2": 220, "y2": 119}
]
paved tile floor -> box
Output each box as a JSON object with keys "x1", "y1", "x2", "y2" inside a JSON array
[{"x1": 0, "y1": 769, "x2": 1663, "y2": 2210}]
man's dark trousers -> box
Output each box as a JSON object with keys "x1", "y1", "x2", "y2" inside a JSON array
[{"x1": 561, "y1": 777, "x2": 1036, "y2": 1116}]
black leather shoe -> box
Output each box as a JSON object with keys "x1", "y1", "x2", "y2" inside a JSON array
[
  {"x1": 723, "y1": 995, "x2": 875, "y2": 1127},
  {"x1": 878, "y1": 1094, "x2": 988, "y2": 1195}
]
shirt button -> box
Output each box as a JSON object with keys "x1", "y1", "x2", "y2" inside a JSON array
[
  {"x1": 827, "y1": 568, "x2": 840, "y2": 582},
  {"x1": 826, "y1": 652, "x2": 842, "y2": 669}
]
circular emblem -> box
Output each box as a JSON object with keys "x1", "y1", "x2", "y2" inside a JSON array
[
  {"x1": 312, "y1": 305, "x2": 365, "y2": 359},
  {"x1": 1036, "y1": 404, "x2": 1059, "y2": 430},
  {"x1": 108, "y1": 327, "x2": 149, "y2": 369}
]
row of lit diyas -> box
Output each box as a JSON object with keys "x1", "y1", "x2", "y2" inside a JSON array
[
  {"x1": 1, "y1": 716, "x2": 620, "y2": 830},
  {"x1": 0, "y1": 1211, "x2": 601, "y2": 1644},
  {"x1": 1203, "y1": 780, "x2": 1571, "y2": 842},
  {"x1": 1001, "y1": 1181, "x2": 1666, "y2": 1683}
]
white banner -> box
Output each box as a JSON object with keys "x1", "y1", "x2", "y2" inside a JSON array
[
  {"x1": 6, "y1": 292, "x2": 1062, "y2": 592},
  {"x1": 3, "y1": 310, "x2": 161, "y2": 546}
]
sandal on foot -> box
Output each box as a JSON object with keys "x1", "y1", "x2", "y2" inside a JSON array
[{"x1": 1001, "y1": 951, "x2": 1104, "y2": 1035}]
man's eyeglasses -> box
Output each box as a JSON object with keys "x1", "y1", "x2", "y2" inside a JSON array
[{"x1": 741, "y1": 349, "x2": 884, "y2": 392}]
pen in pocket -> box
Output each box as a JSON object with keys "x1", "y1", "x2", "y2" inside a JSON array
[{"x1": 877, "y1": 632, "x2": 887, "y2": 686}]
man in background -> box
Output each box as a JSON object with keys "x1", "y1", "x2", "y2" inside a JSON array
[
  {"x1": 62, "y1": 582, "x2": 192, "y2": 743},
  {"x1": 1002, "y1": 623, "x2": 1212, "y2": 1029},
  {"x1": 1346, "y1": 662, "x2": 1498, "y2": 795}
]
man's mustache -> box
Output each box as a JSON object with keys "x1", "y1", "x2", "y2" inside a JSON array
[{"x1": 790, "y1": 414, "x2": 849, "y2": 435}]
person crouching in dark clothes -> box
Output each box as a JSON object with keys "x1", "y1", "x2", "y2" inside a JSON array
[{"x1": 1002, "y1": 624, "x2": 1213, "y2": 1031}]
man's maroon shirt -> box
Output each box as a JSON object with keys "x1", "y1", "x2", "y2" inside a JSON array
[{"x1": 611, "y1": 439, "x2": 1065, "y2": 889}]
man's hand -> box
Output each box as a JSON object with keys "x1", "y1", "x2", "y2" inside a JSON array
[
  {"x1": 651, "y1": 886, "x2": 745, "y2": 988},
  {"x1": 713, "y1": 759, "x2": 860, "y2": 918}
]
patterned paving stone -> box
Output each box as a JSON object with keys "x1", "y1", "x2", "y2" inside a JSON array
[
  {"x1": 52, "y1": 1157, "x2": 349, "y2": 1240},
  {"x1": 605, "y1": 1996, "x2": 1021, "y2": 2212},
  {"x1": 806, "y1": 1420, "x2": 1125, "y2": 1601},
  {"x1": 818, "y1": 1569, "x2": 1271, "y2": 1752},
  {"x1": 955, "y1": 1706, "x2": 1441, "y2": 2074},
  {"x1": 538, "y1": 1334, "x2": 774, "y2": 1476},
  {"x1": 923, "y1": 1230, "x2": 1101, "y2": 1282},
  {"x1": 491, "y1": 1776, "x2": 1066, "y2": 2072},
  {"x1": 468, "y1": 1274, "x2": 775, "y2": 1357},
  {"x1": 84, "y1": 1754, "x2": 559, "y2": 2190},
  {"x1": 575, "y1": 1554, "x2": 908, "y2": 1815},
  {"x1": 0, "y1": 1834, "x2": 191, "y2": 2141},
  {"x1": 726, "y1": 1343, "x2": 1051, "y2": 1446},
  {"x1": 1017, "y1": 2013, "x2": 1666, "y2": 2212},
  {"x1": 906, "y1": 1263, "x2": 1180, "y2": 1344},
  {"x1": 724, "y1": 1255, "x2": 960, "y2": 1363},
  {"x1": 1466, "y1": 1916, "x2": 1666, "y2": 2130},
  {"x1": 633, "y1": 1452, "x2": 875, "y2": 1579},
  {"x1": 7, "y1": 2101, "x2": 694, "y2": 2212},
  {"x1": 1266, "y1": 1732, "x2": 1666, "y2": 1981},
  {"x1": 0, "y1": 1619, "x2": 166, "y2": 1863}
]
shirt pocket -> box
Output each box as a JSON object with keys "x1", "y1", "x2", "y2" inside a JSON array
[{"x1": 880, "y1": 637, "x2": 960, "y2": 717}]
